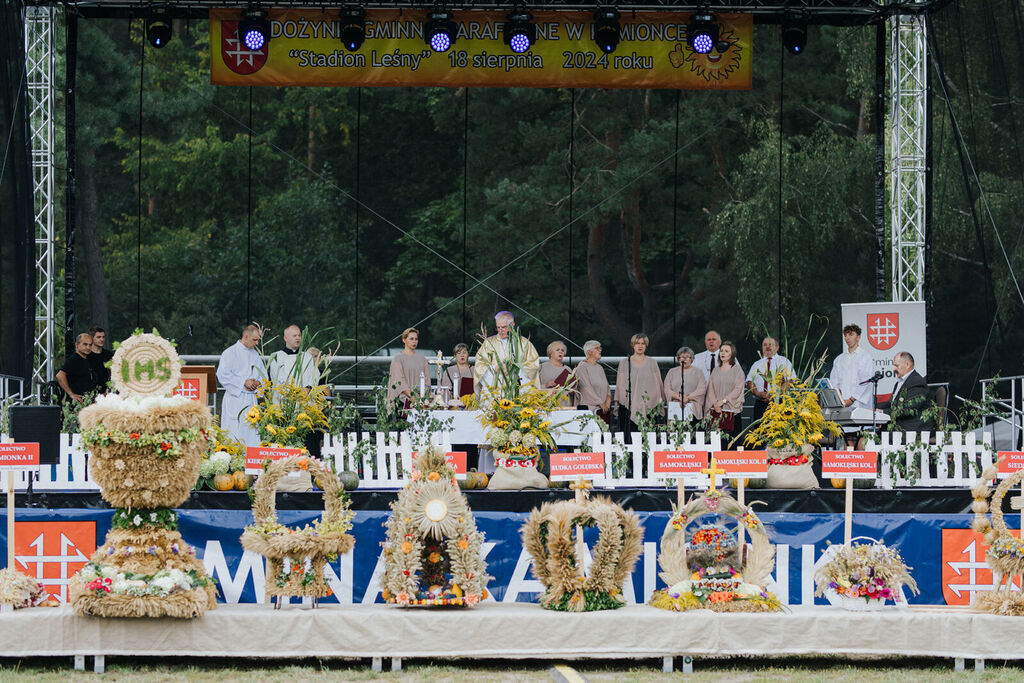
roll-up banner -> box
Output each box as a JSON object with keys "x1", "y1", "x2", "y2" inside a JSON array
[{"x1": 210, "y1": 8, "x2": 753, "y2": 89}]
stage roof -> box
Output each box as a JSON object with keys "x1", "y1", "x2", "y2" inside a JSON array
[{"x1": 26, "y1": 0, "x2": 953, "y2": 25}]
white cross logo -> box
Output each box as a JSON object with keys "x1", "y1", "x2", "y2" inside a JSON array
[
  {"x1": 945, "y1": 539, "x2": 1018, "y2": 600},
  {"x1": 224, "y1": 34, "x2": 264, "y2": 69},
  {"x1": 15, "y1": 532, "x2": 90, "y2": 603}
]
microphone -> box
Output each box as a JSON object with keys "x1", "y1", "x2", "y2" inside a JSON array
[{"x1": 859, "y1": 371, "x2": 884, "y2": 385}]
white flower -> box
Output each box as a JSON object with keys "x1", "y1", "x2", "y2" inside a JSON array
[
  {"x1": 149, "y1": 513, "x2": 158, "y2": 522},
  {"x1": 111, "y1": 578, "x2": 132, "y2": 594},
  {"x1": 210, "y1": 452, "x2": 231, "y2": 475},
  {"x1": 79, "y1": 566, "x2": 98, "y2": 582},
  {"x1": 510, "y1": 430, "x2": 523, "y2": 445},
  {"x1": 521, "y1": 433, "x2": 537, "y2": 448},
  {"x1": 167, "y1": 569, "x2": 189, "y2": 589},
  {"x1": 132, "y1": 515, "x2": 143, "y2": 526},
  {"x1": 100, "y1": 566, "x2": 118, "y2": 579},
  {"x1": 114, "y1": 459, "x2": 125, "y2": 470},
  {"x1": 151, "y1": 576, "x2": 176, "y2": 595}
]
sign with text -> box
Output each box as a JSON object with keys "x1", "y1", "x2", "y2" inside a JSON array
[
  {"x1": 651, "y1": 450, "x2": 708, "y2": 478},
  {"x1": 411, "y1": 451, "x2": 468, "y2": 479},
  {"x1": 821, "y1": 450, "x2": 878, "y2": 479},
  {"x1": 997, "y1": 452, "x2": 1024, "y2": 478},
  {"x1": 245, "y1": 446, "x2": 303, "y2": 474},
  {"x1": 839, "y1": 301, "x2": 926, "y2": 403},
  {"x1": 0, "y1": 443, "x2": 40, "y2": 471},
  {"x1": 211, "y1": 9, "x2": 753, "y2": 90},
  {"x1": 549, "y1": 451, "x2": 606, "y2": 482},
  {"x1": 714, "y1": 450, "x2": 767, "y2": 478}
]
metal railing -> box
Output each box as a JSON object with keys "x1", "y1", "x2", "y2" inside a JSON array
[{"x1": 980, "y1": 374, "x2": 1024, "y2": 450}]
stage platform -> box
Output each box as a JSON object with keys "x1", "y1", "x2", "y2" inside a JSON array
[{"x1": 2, "y1": 603, "x2": 1022, "y2": 673}]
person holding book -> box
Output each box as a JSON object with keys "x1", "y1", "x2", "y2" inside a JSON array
[{"x1": 540, "y1": 340, "x2": 576, "y2": 408}]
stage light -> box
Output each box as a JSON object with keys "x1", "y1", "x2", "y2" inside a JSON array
[
  {"x1": 239, "y1": 8, "x2": 270, "y2": 52},
  {"x1": 687, "y1": 13, "x2": 719, "y2": 55},
  {"x1": 593, "y1": 8, "x2": 620, "y2": 54},
  {"x1": 783, "y1": 19, "x2": 808, "y2": 54},
  {"x1": 339, "y1": 7, "x2": 366, "y2": 52},
  {"x1": 503, "y1": 10, "x2": 536, "y2": 54},
  {"x1": 424, "y1": 10, "x2": 457, "y2": 52},
  {"x1": 146, "y1": 10, "x2": 172, "y2": 48}
]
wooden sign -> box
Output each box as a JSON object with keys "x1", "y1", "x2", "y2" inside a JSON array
[
  {"x1": 713, "y1": 450, "x2": 767, "y2": 478},
  {"x1": 821, "y1": 450, "x2": 878, "y2": 479},
  {"x1": 245, "y1": 446, "x2": 303, "y2": 475},
  {"x1": 549, "y1": 451, "x2": 606, "y2": 482},
  {"x1": 997, "y1": 452, "x2": 1024, "y2": 479},
  {"x1": 0, "y1": 443, "x2": 40, "y2": 471},
  {"x1": 412, "y1": 451, "x2": 468, "y2": 479},
  {"x1": 651, "y1": 450, "x2": 708, "y2": 478}
]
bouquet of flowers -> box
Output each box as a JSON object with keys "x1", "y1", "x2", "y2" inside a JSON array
[
  {"x1": 745, "y1": 373, "x2": 841, "y2": 463},
  {"x1": 197, "y1": 422, "x2": 247, "y2": 489},
  {"x1": 814, "y1": 540, "x2": 919, "y2": 607},
  {"x1": 0, "y1": 568, "x2": 52, "y2": 609},
  {"x1": 245, "y1": 379, "x2": 329, "y2": 449},
  {"x1": 478, "y1": 387, "x2": 563, "y2": 463}
]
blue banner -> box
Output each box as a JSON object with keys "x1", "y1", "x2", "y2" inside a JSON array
[{"x1": 1, "y1": 508, "x2": 1016, "y2": 607}]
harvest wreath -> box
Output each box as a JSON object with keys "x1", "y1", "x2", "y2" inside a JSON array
[
  {"x1": 970, "y1": 460, "x2": 1024, "y2": 615},
  {"x1": 240, "y1": 455, "x2": 355, "y2": 606},
  {"x1": 521, "y1": 497, "x2": 643, "y2": 612},
  {"x1": 381, "y1": 449, "x2": 490, "y2": 607},
  {"x1": 650, "y1": 487, "x2": 783, "y2": 613}
]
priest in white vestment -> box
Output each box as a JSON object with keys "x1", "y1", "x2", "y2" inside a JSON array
[
  {"x1": 829, "y1": 323, "x2": 877, "y2": 411},
  {"x1": 217, "y1": 324, "x2": 267, "y2": 447},
  {"x1": 472, "y1": 311, "x2": 540, "y2": 394},
  {"x1": 267, "y1": 324, "x2": 319, "y2": 390}
]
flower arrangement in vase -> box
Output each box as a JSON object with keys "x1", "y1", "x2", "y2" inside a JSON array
[{"x1": 814, "y1": 538, "x2": 919, "y2": 610}]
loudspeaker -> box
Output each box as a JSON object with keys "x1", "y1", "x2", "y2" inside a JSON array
[{"x1": 10, "y1": 405, "x2": 61, "y2": 465}]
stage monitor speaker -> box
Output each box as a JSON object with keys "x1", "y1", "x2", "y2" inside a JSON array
[{"x1": 10, "y1": 405, "x2": 61, "y2": 465}]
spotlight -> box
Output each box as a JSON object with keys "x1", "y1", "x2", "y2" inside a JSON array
[
  {"x1": 782, "y1": 19, "x2": 807, "y2": 54},
  {"x1": 687, "y1": 13, "x2": 719, "y2": 55},
  {"x1": 146, "y1": 9, "x2": 172, "y2": 48},
  {"x1": 424, "y1": 10, "x2": 457, "y2": 52},
  {"x1": 239, "y1": 8, "x2": 270, "y2": 52},
  {"x1": 503, "y1": 10, "x2": 536, "y2": 54},
  {"x1": 339, "y1": 7, "x2": 366, "y2": 52},
  {"x1": 592, "y1": 8, "x2": 620, "y2": 54}
]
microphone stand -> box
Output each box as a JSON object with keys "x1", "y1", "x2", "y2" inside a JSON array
[{"x1": 869, "y1": 374, "x2": 882, "y2": 435}]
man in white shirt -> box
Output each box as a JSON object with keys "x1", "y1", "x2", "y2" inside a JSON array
[
  {"x1": 694, "y1": 329, "x2": 743, "y2": 380},
  {"x1": 267, "y1": 324, "x2": 319, "y2": 390},
  {"x1": 829, "y1": 323, "x2": 877, "y2": 411},
  {"x1": 746, "y1": 336, "x2": 793, "y2": 423},
  {"x1": 216, "y1": 324, "x2": 266, "y2": 447}
]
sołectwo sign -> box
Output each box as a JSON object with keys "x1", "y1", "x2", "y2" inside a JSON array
[{"x1": 211, "y1": 9, "x2": 752, "y2": 89}]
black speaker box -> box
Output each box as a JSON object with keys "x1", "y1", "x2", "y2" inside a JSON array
[{"x1": 10, "y1": 405, "x2": 61, "y2": 465}]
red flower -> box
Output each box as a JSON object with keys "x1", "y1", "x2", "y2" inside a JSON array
[
  {"x1": 160, "y1": 442, "x2": 171, "y2": 451},
  {"x1": 129, "y1": 432, "x2": 141, "y2": 440}
]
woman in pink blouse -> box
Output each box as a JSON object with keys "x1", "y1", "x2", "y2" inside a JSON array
[{"x1": 704, "y1": 340, "x2": 744, "y2": 440}]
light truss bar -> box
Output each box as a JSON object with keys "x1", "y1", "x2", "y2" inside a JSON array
[
  {"x1": 888, "y1": 9, "x2": 926, "y2": 303},
  {"x1": 24, "y1": 5, "x2": 57, "y2": 389}
]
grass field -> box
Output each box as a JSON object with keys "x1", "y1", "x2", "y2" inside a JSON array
[{"x1": 1, "y1": 656, "x2": 1022, "y2": 681}]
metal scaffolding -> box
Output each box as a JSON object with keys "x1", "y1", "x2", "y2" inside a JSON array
[
  {"x1": 24, "y1": 5, "x2": 57, "y2": 392},
  {"x1": 888, "y1": 9, "x2": 927, "y2": 303}
]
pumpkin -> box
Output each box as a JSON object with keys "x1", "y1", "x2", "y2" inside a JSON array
[
  {"x1": 746, "y1": 478, "x2": 767, "y2": 489},
  {"x1": 476, "y1": 473, "x2": 488, "y2": 488},
  {"x1": 730, "y1": 478, "x2": 749, "y2": 488},
  {"x1": 338, "y1": 471, "x2": 360, "y2": 491},
  {"x1": 831, "y1": 478, "x2": 846, "y2": 489},
  {"x1": 233, "y1": 471, "x2": 252, "y2": 490},
  {"x1": 458, "y1": 475, "x2": 474, "y2": 490},
  {"x1": 212, "y1": 473, "x2": 235, "y2": 491}
]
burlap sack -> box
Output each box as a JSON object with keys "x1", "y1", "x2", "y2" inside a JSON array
[
  {"x1": 487, "y1": 464, "x2": 549, "y2": 490},
  {"x1": 766, "y1": 462, "x2": 819, "y2": 489},
  {"x1": 276, "y1": 470, "x2": 313, "y2": 492}
]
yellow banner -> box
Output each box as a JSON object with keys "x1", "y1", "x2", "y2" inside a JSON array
[{"x1": 210, "y1": 9, "x2": 752, "y2": 89}]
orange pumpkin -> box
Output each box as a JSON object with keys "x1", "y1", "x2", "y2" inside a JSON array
[
  {"x1": 477, "y1": 473, "x2": 489, "y2": 488},
  {"x1": 213, "y1": 473, "x2": 235, "y2": 491},
  {"x1": 730, "y1": 478, "x2": 749, "y2": 488},
  {"x1": 831, "y1": 478, "x2": 846, "y2": 489},
  {"x1": 233, "y1": 471, "x2": 251, "y2": 490}
]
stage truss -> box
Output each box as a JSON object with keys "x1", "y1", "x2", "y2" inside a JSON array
[{"x1": 22, "y1": 0, "x2": 937, "y2": 389}]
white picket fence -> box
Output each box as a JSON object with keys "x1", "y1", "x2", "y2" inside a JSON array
[
  {"x1": 867, "y1": 430, "x2": 995, "y2": 488},
  {"x1": 0, "y1": 430, "x2": 998, "y2": 491}
]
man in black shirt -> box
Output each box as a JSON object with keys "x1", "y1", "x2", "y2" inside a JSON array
[
  {"x1": 56, "y1": 333, "x2": 98, "y2": 402},
  {"x1": 88, "y1": 325, "x2": 114, "y2": 391}
]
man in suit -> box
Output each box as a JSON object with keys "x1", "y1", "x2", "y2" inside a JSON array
[{"x1": 878, "y1": 351, "x2": 934, "y2": 432}]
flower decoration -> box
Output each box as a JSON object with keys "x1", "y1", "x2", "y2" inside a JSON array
[{"x1": 813, "y1": 540, "x2": 919, "y2": 606}]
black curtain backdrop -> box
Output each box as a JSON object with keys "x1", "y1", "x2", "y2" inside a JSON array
[{"x1": 0, "y1": 0, "x2": 34, "y2": 384}]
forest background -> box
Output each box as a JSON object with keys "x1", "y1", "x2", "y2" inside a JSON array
[{"x1": 46, "y1": 1, "x2": 1024, "y2": 401}]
